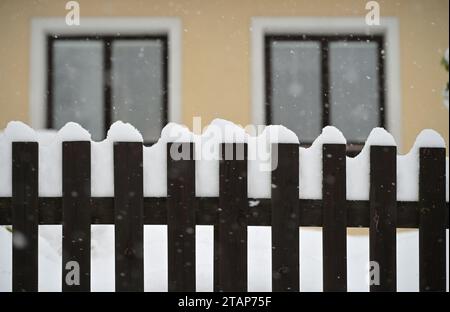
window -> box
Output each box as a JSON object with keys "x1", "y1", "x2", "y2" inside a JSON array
[
  {"x1": 47, "y1": 35, "x2": 168, "y2": 143},
  {"x1": 265, "y1": 34, "x2": 385, "y2": 154}
]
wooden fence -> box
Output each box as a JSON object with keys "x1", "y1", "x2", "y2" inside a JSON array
[{"x1": 0, "y1": 141, "x2": 448, "y2": 292}]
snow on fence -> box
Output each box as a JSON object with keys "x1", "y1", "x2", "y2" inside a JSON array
[{"x1": 0, "y1": 119, "x2": 448, "y2": 292}]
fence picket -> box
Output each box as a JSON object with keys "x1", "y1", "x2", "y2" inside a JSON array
[
  {"x1": 114, "y1": 142, "x2": 144, "y2": 291},
  {"x1": 12, "y1": 142, "x2": 39, "y2": 292},
  {"x1": 369, "y1": 145, "x2": 397, "y2": 292},
  {"x1": 215, "y1": 143, "x2": 248, "y2": 291},
  {"x1": 167, "y1": 142, "x2": 196, "y2": 291},
  {"x1": 62, "y1": 141, "x2": 91, "y2": 291},
  {"x1": 271, "y1": 143, "x2": 299, "y2": 291},
  {"x1": 419, "y1": 147, "x2": 446, "y2": 291},
  {"x1": 322, "y1": 144, "x2": 347, "y2": 292}
]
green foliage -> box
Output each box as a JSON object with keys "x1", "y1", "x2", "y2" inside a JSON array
[
  {"x1": 442, "y1": 54, "x2": 449, "y2": 91},
  {"x1": 442, "y1": 56, "x2": 449, "y2": 72}
]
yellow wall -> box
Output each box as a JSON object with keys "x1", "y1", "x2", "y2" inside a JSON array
[{"x1": 0, "y1": 0, "x2": 448, "y2": 152}]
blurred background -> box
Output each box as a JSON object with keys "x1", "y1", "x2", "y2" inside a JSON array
[{"x1": 0, "y1": 0, "x2": 448, "y2": 154}]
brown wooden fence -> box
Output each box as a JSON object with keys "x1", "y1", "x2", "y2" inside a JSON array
[{"x1": 0, "y1": 141, "x2": 448, "y2": 292}]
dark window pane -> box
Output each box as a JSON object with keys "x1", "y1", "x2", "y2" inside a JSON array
[
  {"x1": 270, "y1": 40, "x2": 322, "y2": 143},
  {"x1": 329, "y1": 41, "x2": 380, "y2": 142},
  {"x1": 52, "y1": 40, "x2": 104, "y2": 140},
  {"x1": 111, "y1": 40, "x2": 165, "y2": 142}
]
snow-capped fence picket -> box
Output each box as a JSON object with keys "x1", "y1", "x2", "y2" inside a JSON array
[{"x1": 0, "y1": 120, "x2": 448, "y2": 292}]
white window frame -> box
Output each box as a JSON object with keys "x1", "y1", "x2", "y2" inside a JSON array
[
  {"x1": 30, "y1": 17, "x2": 182, "y2": 131},
  {"x1": 251, "y1": 17, "x2": 402, "y2": 148}
]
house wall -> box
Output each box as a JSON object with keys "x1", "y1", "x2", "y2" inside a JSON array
[{"x1": 0, "y1": 0, "x2": 448, "y2": 153}]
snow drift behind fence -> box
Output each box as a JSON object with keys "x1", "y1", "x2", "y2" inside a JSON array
[{"x1": 0, "y1": 119, "x2": 448, "y2": 292}]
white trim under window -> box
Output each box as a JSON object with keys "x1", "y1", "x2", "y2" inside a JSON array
[
  {"x1": 29, "y1": 17, "x2": 182, "y2": 131},
  {"x1": 251, "y1": 17, "x2": 402, "y2": 148}
]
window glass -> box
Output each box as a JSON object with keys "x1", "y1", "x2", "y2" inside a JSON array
[
  {"x1": 52, "y1": 40, "x2": 104, "y2": 140},
  {"x1": 270, "y1": 41, "x2": 322, "y2": 142},
  {"x1": 329, "y1": 41, "x2": 380, "y2": 142},
  {"x1": 111, "y1": 40, "x2": 165, "y2": 142}
]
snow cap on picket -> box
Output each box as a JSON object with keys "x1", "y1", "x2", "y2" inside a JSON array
[
  {"x1": 57, "y1": 122, "x2": 91, "y2": 141},
  {"x1": 106, "y1": 121, "x2": 143, "y2": 142},
  {"x1": 308, "y1": 126, "x2": 346, "y2": 149},
  {"x1": 411, "y1": 129, "x2": 446, "y2": 149},
  {"x1": 363, "y1": 127, "x2": 396, "y2": 147},
  {"x1": 4, "y1": 121, "x2": 37, "y2": 142},
  {"x1": 260, "y1": 125, "x2": 299, "y2": 144},
  {"x1": 206, "y1": 118, "x2": 247, "y2": 143},
  {"x1": 160, "y1": 122, "x2": 194, "y2": 142}
]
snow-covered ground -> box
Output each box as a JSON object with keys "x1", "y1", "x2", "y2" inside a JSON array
[{"x1": 0, "y1": 120, "x2": 448, "y2": 291}]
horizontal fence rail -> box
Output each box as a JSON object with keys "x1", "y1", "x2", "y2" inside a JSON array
[
  {"x1": 1, "y1": 198, "x2": 447, "y2": 228},
  {"x1": 0, "y1": 141, "x2": 448, "y2": 292}
]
